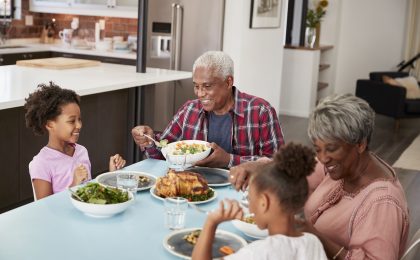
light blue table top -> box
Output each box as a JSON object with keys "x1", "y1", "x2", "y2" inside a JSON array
[{"x1": 0, "y1": 159, "x2": 247, "y2": 260}]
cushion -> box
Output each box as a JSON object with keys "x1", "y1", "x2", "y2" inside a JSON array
[
  {"x1": 395, "y1": 76, "x2": 420, "y2": 99},
  {"x1": 383, "y1": 75, "x2": 420, "y2": 99},
  {"x1": 405, "y1": 100, "x2": 420, "y2": 113}
]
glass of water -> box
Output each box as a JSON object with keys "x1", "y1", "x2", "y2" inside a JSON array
[
  {"x1": 164, "y1": 197, "x2": 188, "y2": 230},
  {"x1": 167, "y1": 154, "x2": 187, "y2": 171},
  {"x1": 116, "y1": 172, "x2": 138, "y2": 193}
]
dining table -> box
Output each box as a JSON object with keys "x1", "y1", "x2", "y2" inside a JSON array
[{"x1": 0, "y1": 159, "x2": 249, "y2": 260}]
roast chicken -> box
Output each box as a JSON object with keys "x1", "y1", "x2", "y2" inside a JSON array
[{"x1": 155, "y1": 170, "x2": 209, "y2": 197}]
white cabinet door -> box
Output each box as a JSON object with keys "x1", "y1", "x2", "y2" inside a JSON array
[
  {"x1": 117, "y1": 0, "x2": 138, "y2": 7},
  {"x1": 73, "y1": 0, "x2": 108, "y2": 4},
  {"x1": 30, "y1": 0, "x2": 137, "y2": 18}
]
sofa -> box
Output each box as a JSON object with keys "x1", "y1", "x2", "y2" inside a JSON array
[{"x1": 355, "y1": 71, "x2": 420, "y2": 130}]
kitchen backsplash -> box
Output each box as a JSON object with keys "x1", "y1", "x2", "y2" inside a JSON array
[{"x1": 8, "y1": 0, "x2": 138, "y2": 39}]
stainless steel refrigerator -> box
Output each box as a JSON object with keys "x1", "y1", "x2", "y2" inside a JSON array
[{"x1": 142, "y1": 0, "x2": 225, "y2": 131}]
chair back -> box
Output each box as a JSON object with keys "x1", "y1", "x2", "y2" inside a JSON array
[
  {"x1": 401, "y1": 228, "x2": 420, "y2": 260},
  {"x1": 369, "y1": 71, "x2": 409, "y2": 82},
  {"x1": 31, "y1": 180, "x2": 38, "y2": 201}
]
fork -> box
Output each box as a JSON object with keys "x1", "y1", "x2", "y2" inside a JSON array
[{"x1": 188, "y1": 203, "x2": 210, "y2": 215}]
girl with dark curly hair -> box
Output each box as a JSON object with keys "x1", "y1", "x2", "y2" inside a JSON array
[
  {"x1": 24, "y1": 82, "x2": 126, "y2": 200},
  {"x1": 192, "y1": 143, "x2": 327, "y2": 260}
]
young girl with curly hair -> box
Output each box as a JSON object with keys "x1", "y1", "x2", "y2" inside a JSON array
[
  {"x1": 24, "y1": 82, "x2": 126, "y2": 200},
  {"x1": 192, "y1": 143, "x2": 327, "y2": 260}
]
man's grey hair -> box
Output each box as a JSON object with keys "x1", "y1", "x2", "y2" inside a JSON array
[
  {"x1": 192, "y1": 51, "x2": 234, "y2": 79},
  {"x1": 308, "y1": 94, "x2": 375, "y2": 145}
]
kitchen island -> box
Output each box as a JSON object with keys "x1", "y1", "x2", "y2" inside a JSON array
[{"x1": 0, "y1": 63, "x2": 191, "y2": 212}]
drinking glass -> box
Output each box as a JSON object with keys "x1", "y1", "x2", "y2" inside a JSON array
[
  {"x1": 164, "y1": 197, "x2": 188, "y2": 230},
  {"x1": 167, "y1": 153, "x2": 187, "y2": 171},
  {"x1": 116, "y1": 172, "x2": 138, "y2": 193}
]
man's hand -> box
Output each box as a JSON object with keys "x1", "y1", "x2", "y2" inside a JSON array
[
  {"x1": 229, "y1": 157, "x2": 272, "y2": 191},
  {"x1": 194, "y1": 142, "x2": 230, "y2": 168},
  {"x1": 131, "y1": 125, "x2": 154, "y2": 150}
]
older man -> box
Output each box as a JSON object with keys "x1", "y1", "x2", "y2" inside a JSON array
[{"x1": 132, "y1": 51, "x2": 284, "y2": 168}]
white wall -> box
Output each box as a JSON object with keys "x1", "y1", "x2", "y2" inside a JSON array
[
  {"x1": 223, "y1": 0, "x2": 288, "y2": 113},
  {"x1": 332, "y1": 0, "x2": 408, "y2": 95}
]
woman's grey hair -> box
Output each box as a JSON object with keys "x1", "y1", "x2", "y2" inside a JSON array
[
  {"x1": 192, "y1": 51, "x2": 234, "y2": 79},
  {"x1": 308, "y1": 94, "x2": 375, "y2": 145}
]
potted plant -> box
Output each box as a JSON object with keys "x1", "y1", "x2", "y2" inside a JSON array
[{"x1": 305, "y1": 0, "x2": 328, "y2": 48}]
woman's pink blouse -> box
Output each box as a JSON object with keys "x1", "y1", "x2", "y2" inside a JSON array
[{"x1": 304, "y1": 157, "x2": 409, "y2": 260}]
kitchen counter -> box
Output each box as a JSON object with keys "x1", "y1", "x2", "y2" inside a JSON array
[
  {"x1": 0, "y1": 63, "x2": 191, "y2": 212},
  {"x1": 0, "y1": 63, "x2": 191, "y2": 110},
  {"x1": 0, "y1": 40, "x2": 136, "y2": 60}
]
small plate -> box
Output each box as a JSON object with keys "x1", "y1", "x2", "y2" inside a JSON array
[
  {"x1": 150, "y1": 186, "x2": 217, "y2": 205},
  {"x1": 163, "y1": 228, "x2": 247, "y2": 259},
  {"x1": 96, "y1": 171, "x2": 156, "y2": 192},
  {"x1": 185, "y1": 167, "x2": 230, "y2": 187}
]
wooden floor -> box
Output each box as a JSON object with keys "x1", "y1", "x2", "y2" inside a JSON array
[{"x1": 279, "y1": 114, "x2": 420, "y2": 242}]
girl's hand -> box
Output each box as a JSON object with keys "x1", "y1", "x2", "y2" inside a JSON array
[
  {"x1": 208, "y1": 199, "x2": 243, "y2": 225},
  {"x1": 109, "y1": 154, "x2": 126, "y2": 171},
  {"x1": 71, "y1": 164, "x2": 88, "y2": 186}
]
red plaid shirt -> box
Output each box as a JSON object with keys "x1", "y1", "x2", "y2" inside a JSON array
[{"x1": 145, "y1": 87, "x2": 284, "y2": 167}]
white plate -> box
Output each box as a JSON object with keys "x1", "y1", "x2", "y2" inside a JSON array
[
  {"x1": 185, "y1": 167, "x2": 230, "y2": 187},
  {"x1": 150, "y1": 186, "x2": 217, "y2": 205},
  {"x1": 96, "y1": 171, "x2": 157, "y2": 192},
  {"x1": 163, "y1": 228, "x2": 247, "y2": 259}
]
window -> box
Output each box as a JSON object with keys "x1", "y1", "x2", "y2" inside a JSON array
[{"x1": 0, "y1": 0, "x2": 13, "y2": 19}]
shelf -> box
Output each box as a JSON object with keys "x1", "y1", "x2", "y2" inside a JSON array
[
  {"x1": 284, "y1": 45, "x2": 334, "y2": 51},
  {"x1": 317, "y1": 82, "x2": 328, "y2": 90},
  {"x1": 320, "y1": 45, "x2": 333, "y2": 52},
  {"x1": 319, "y1": 64, "x2": 330, "y2": 71}
]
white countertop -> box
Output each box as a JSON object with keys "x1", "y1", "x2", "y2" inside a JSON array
[
  {"x1": 0, "y1": 63, "x2": 192, "y2": 110},
  {"x1": 0, "y1": 39, "x2": 136, "y2": 60}
]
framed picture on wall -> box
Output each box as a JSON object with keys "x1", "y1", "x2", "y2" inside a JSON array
[{"x1": 250, "y1": 0, "x2": 282, "y2": 28}]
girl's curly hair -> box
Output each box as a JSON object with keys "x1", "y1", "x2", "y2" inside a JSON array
[
  {"x1": 252, "y1": 142, "x2": 316, "y2": 213},
  {"x1": 24, "y1": 82, "x2": 80, "y2": 136}
]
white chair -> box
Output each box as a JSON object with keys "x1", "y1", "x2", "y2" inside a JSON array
[
  {"x1": 31, "y1": 180, "x2": 38, "y2": 201},
  {"x1": 401, "y1": 228, "x2": 420, "y2": 260}
]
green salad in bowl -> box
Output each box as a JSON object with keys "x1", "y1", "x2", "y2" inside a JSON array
[{"x1": 70, "y1": 183, "x2": 134, "y2": 218}]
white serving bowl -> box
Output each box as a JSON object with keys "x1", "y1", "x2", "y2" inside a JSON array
[
  {"x1": 69, "y1": 187, "x2": 134, "y2": 218},
  {"x1": 161, "y1": 140, "x2": 211, "y2": 166},
  {"x1": 232, "y1": 215, "x2": 269, "y2": 239}
]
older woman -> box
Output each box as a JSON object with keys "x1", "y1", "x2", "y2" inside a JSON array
[
  {"x1": 305, "y1": 94, "x2": 409, "y2": 260},
  {"x1": 230, "y1": 94, "x2": 409, "y2": 260}
]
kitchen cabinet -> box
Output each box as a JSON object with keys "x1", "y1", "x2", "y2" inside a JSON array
[
  {"x1": 30, "y1": 0, "x2": 137, "y2": 18},
  {"x1": 0, "y1": 51, "x2": 51, "y2": 66}
]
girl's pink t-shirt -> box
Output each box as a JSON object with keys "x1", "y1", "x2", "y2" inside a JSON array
[{"x1": 29, "y1": 144, "x2": 92, "y2": 194}]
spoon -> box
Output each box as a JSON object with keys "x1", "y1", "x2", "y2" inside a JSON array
[
  {"x1": 143, "y1": 134, "x2": 168, "y2": 148},
  {"x1": 68, "y1": 188, "x2": 84, "y2": 202}
]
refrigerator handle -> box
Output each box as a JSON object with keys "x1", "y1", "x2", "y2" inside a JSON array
[{"x1": 170, "y1": 3, "x2": 183, "y2": 70}]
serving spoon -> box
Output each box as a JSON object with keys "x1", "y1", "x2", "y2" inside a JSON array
[
  {"x1": 143, "y1": 134, "x2": 168, "y2": 148},
  {"x1": 68, "y1": 188, "x2": 84, "y2": 202}
]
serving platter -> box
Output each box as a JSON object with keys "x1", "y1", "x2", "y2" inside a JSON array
[
  {"x1": 96, "y1": 171, "x2": 156, "y2": 192},
  {"x1": 163, "y1": 228, "x2": 247, "y2": 259},
  {"x1": 149, "y1": 186, "x2": 217, "y2": 205},
  {"x1": 185, "y1": 167, "x2": 230, "y2": 187}
]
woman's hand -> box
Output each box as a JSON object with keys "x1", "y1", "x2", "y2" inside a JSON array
[
  {"x1": 109, "y1": 154, "x2": 126, "y2": 171},
  {"x1": 229, "y1": 157, "x2": 271, "y2": 191},
  {"x1": 71, "y1": 164, "x2": 88, "y2": 186},
  {"x1": 131, "y1": 125, "x2": 154, "y2": 150}
]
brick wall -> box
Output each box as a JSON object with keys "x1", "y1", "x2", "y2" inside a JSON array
[{"x1": 9, "y1": 0, "x2": 138, "y2": 40}]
